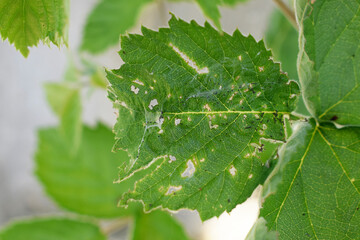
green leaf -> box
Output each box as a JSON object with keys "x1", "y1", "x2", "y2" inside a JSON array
[
  {"x1": 265, "y1": 9, "x2": 298, "y2": 82},
  {"x1": 0, "y1": 0, "x2": 68, "y2": 57},
  {"x1": 36, "y1": 123, "x2": 144, "y2": 218},
  {"x1": 132, "y1": 211, "x2": 189, "y2": 240},
  {"x1": 0, "y1": 218, "x2": 106, "y2": 240},
  {"x1": 195, "y1": 0, "x2": 247, "y2": 30},
  {"x1": 245, "y1": 217, "x2": 277, "y2": 240},
  {"x1": 297, "y1": 0, "x2": 360, "y2": 126},
  {"x1": 44, "y1": 82, "x2": 82, "y2": 152},
  {"x1": 260, "y1": 120, "x2": 360, "y2": 239},
  {"x1": 265, "y1": 9, "x2": 310, "y2": 118},
  {"x1": 81, "y1": 0, "x2": 152, "y2": 53},
  {"x1": 108, "y1": 16, "x2": 299, "y2": 220}
]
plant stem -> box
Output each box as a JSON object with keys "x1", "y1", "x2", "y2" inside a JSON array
[
  {"x1": 102, "y1": 218, "x2": 131, "y2": 236},
  {"x1": 273, "y1": 0, "x2": 298, "y2": 30}
]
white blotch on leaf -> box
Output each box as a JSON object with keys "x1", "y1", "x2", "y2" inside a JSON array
[
  {"x1": 119, "y1": 101, "x2": 128, "y2": 108},
  {"x1": 165, "y1": 186, "x2": 182, "y2": 195},
  {"x1": 229, "y1": 92, "x2": 236, "y2": 101},
  {"x1": 248, "y1": 174, "x2": 253, "y2": 179},
  {"x1": 169, "y1": 43, "x2": 209, "y2": 74},
  {"x1": 133, "y1": 79, "x2": 144, "y2": 86},
  {"x1": 200, "y1": 158, "x2": 205, "y2": 162},
  {"x1": 131, "y1": 85, "x2": 139, "y2": 94},
  {"x1": 203, "y1": 104, "x2": 211, "y2": 111},
  {"x1": 181, "y1": 160, "x2": 195, "y2": 178},
  {"x1": 169, "y1": 155, "x2": 177, "y2": 163},
  {"x1": 229, "y1": 165, "x2": 237, "y2": 176},
  {"x1": 256, "y1": 92, "x2": 261, "y2": 97},
  {"x1": 238, "y1": 55, "x2": 242, "y2": 61},
  {"x1": 208, "y1": 115, "x2": 219, "y2": 129},
  {"x1": 258, "y1": 66, "x2": 264, "y2": 72},
  {"x1": 148, "y1": 99, "x2": 158, "y2": 110},
  {"x1": 175, "y1": 118, "x2": 181, "y2": 126}
]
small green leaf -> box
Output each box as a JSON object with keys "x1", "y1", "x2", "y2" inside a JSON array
[
  {"x1": 0, "y1": 0, "x2": 68, "y2": 57},
  {"x1": 36, "y1": 123, "x2": 144, "y2": 218},
  {"x1": 108, "y1": 16, "x2": 299, "y2": 220},
  {"x1": 81, "y1": 0, "x2": 152, "y2": 53},
  {"x1": 132, "y1": 211, "x2": 189, "y2": 240},
  {"x1": 297, "y1": 0, "x2": 360, "y2": 125},
  {"x1": 0, "y1": 218, "x2": 106, "y2": 240},
  {"x1": 260, "y1": 120, "x2": 360, "y2": 239},
  {"x1": 195, "y1": 0, "x2": 248, "y2": 30}
]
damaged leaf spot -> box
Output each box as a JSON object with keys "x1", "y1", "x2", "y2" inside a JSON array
[
  {"x1": 181, "y1": 160, "x2": 195, "y2": 178},
  {"x1": 166, "y1": 185, "x2": 182, "y2": 195},
  {"x1": 148, "y1": 99, "x2": 158, "y2": 110},
  {"x1": 229, "y1": 165, "x2": 237, "y2": 176},
  {"x1": 169, "y1": 43, "x2": 209, "y2": 74},
  {"x1": 175, "y1": 118, "x2": 181, "y2": 126},
  {"x1": 131, "y1": 85, "x2": 139, "y2": 94},
  {"x1": 169, "y1": 155, "x2": 176, "y2": 163}
]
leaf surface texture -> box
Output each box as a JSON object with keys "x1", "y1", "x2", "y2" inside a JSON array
[
  {"x1": 108, "y1": 16, "x2": 299, "y2": 220},
  {"x1": 0, "y1": 0, "x2": 68, "y2": 57},
  {"x1": 261, "y1": 121, "x2": 360, "y2": 239},
  {"x1": 297, "y1": 0, "x2": 360, "y2": 125}
]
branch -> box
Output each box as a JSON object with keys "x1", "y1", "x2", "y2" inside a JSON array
[
  {"x1": 273, "y1": 0, "x2": 298, "y2": 30},
  {"x1": 102, "y1": 218, "x2": 131, "y2": 236}
]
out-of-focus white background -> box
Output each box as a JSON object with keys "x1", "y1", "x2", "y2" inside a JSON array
[{"x1": 0, "y1": 0, "x2": 277, "y2": 239}]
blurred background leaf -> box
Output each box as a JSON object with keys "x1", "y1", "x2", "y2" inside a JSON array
[
  {"x1": 0, "y1": 218, "x2": 106, "y2": 240},
  {"x1": 81, "y1": 0, "x2": 153, "y2": 53},
  {"x1": 0, "y1": 0, "x2": 68, "y2": 57},
  {"x1": 132, "y1": 210, "x2": 190, "y2": 240}
]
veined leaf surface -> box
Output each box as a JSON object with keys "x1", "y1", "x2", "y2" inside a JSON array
[
  {"x1": 0, "y1": 0, "x2": 68, "y2": 57},
  {"x1": 297, "y1": 0, "x2": 360, "y2": 126},
  {"x1": 108, "y1": 16, "x2": 299, "y2": 220},
  {"x1": 260, "y1": 121, "x2": 360, "y2": 239}
]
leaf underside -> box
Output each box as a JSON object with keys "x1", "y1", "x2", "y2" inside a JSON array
[
  {"x1": 297, "y1": 0, "x2": 360, "y2": 126},
  {"x1": 108, "y1": 16, "x2": 299, "y2": 220},
  {"x1": 260, "y1": 121, "x2": 360, "y2": 239},
  {"x1": 0, "y1": 0, "x2": 68, "y2": 57}
]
